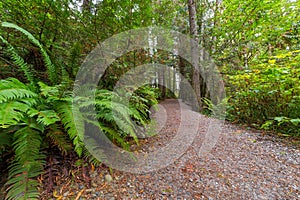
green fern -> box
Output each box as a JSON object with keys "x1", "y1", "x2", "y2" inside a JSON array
[
  {"x1": 0, "y1": 33, "x2": 160, "y2": 199},
  {"x1": 202, "y1": 97, "x2": 227, "y2": 120},
  {"x1": 0, "y1": 78, "x2": 45, "y2": 200},
  {"x1": 46, "y1": 124, "x2": 72, "y2": 155},
  {"x1": 0, "y1": 77, "x2": 90, "y2": 200},
  {"x1": 100, "y1": 126, "x2": 131, "y2": 150},
  {"x1": 0, "y1": 127, "x2": 14, "y2": 149},
  {"x1": 55, "y1": 101, "x2": 85, "y2": 157},
  {"x1": 95, "y1": 92, "x2": 138, "y2": 142},
  {"x1": 0, "y1": 102, "x2": 29, "y2": 128},
  {"x1": 0, "y1": 78, "x2": 37, "y2": 104},
  {"x1": 37, "y1": 81, "x2": 87, "y2": 157},
  {"x1": 68, "y1": 41, "x2": 82, "y2": 77},
  {"x1": 0, "y1": 22, "x2": 96, "y2": 200},
  {"x1": 28, "y1": 109, "x2": 60, "y2": 126},
  {"x1": 0, "y1": 78, "x2": 38, "y2": 128},
  {"x1": 2, "y1": 22, "x2": 58, "y2": 84},
  {"x1": 0, "y1": 36, "x2": 36, "y2": 86},
  {"x1": 5, "y1": 126, "x2": 44, "y2": 200},
  {"x1": 82, "y1": 136, "x2": 106, "y2": 165},
  {"x1": 129, "y1": 86, "x2": 158, "y2": 122}
]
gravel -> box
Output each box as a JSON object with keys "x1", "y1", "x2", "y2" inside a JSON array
[{"x1": 41, "y1": 99, "x2": 300, "y2": 200}]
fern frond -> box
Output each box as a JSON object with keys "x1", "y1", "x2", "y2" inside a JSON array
[
  {"x1": 130, "y1": 101, "x2": 149, "y2": 120},
  {"x1": 82, "y1": 138, "x2": 104, "y2": 166},
  {"x1": 0, "y1": 102, "x2": 30, "y2": 128},
  {"x1": 38, "y1": 82, "x2": 59, "y2": 98},
  {"x1": 0, "y1": 78, "x2": 38, "y2": 128},
  {"x1": 46, "y1": 124, "x2": 72, "y2": 154},
  {"x1": 129, "y1": 106, "x2": 146, "y2": 125},
  {"x1": 2, "y1": 22, "x2": 58, "y2": 84},
  {"x1": 60, "y1": 63, "x2": 71, "y2": 82},
  {"x1": 114, "y1": 118, "x2": 137, "y2": 142},
  {"x1": 98, "y1": 122, "x2": 130, "y2": 150},
  {"x1": 0, "y1": 36, "x2": 36, "y2": 85},
  {"x1": 96, "y1": 100, "x2": 137, "y2": 137},
  {"x1": 0, "y1": 78, "x2": 37, "y2": 104},
  {"x1": 55, "y1": 101, "x2": 85, "y2": 157},
  {"x1": 0, "y1": 128, "x2": 13, "y2": 149},
  {"x1": 34, "y1": 110, "x2": 60, "y2": 126},
  {"x1": 12, "y1": 126, "x2": 43, "y2": 162},
  {"x1": 5, "y1": 126, "x2": 44, "y2": 200},
  {"x1": 68, "y1": 41, "x2": 82, "y2": 77},
  {"x1": 0, "y1": 88, "x2": 36, "y2": 104},
  {"x1": 38, "y1": 81, "x2": 73, "y2": 103},
  {"x1": 28, "y1": 108, "x2": 60, "y2": 126}
]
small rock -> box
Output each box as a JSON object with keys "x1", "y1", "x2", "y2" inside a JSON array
[
  {"x1": 85, "y1": 188, "x2": 93, "y2": 192},
  {"x1": 90, "y1": 172, "x2": 97, "y2": 178},
  {"x1": 105, "y1": 174, "x2": 113, "y2": 183},
  {"x1": 63, "y1": 191, "x2": 69, "y2": 197},
  {"x1": 91, "y1": 182, "x2": 98, "y2": 187}
]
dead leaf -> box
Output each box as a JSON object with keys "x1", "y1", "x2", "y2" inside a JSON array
[{"x1": 75, "y1": 188, "x2": 85, "y2": 200}]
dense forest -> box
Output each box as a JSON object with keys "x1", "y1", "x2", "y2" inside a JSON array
[{"x1": 0, "y1": 0, "x2": 299, "y2": 199}]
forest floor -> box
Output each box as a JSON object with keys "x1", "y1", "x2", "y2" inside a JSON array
[{"x1": 38, "y1": 99, "x2": 299, "y2": 199}]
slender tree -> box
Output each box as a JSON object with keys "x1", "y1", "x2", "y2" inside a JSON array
[{"x1": 188, "y1": 0, "x2": 202, "y2": 111}]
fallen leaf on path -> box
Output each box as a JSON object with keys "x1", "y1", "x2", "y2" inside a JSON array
[{"x1": 75, "y1": 188, "x2": 85, "y2": 200}]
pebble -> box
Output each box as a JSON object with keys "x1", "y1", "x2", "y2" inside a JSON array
[
  {"x1": 105, "y1": 174, "x2": 113, "y2": 183},
  {"x1": 63, "y1": 191, "x2": 69, "y2": 197},
  {"x1": 39, "y1": 100, "x2": 300, "y2": 199},
  {"x1": 91, "y1": 182, "x2": 98, "y2": 187}
]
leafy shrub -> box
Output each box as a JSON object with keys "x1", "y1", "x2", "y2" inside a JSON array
[
  {"x1": 0, "y1": 22, "x2": 158, "y2": 199},
  {"x1": 0, "y1": 77, "x2": 89, "y2": 199},
  {"x1": 226, "y1": 50, "x2": 300, "y2": 136},
  {"x1": 202, "y1": 97, "x2": 228, "y2": 120}
]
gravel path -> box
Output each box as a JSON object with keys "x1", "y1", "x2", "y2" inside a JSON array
[{"x1": 44, "y1": 99, "x2": 299, "y2": 200}]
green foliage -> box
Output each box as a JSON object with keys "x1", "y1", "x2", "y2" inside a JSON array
[
  {"x1": 0, "y1": 22, "x2": 85, "y2": 199},
  {"x1": 0, "y1": 78, "x2": 43, "y2": 199},
  {"x1": 262, "y1": 116, "x2": 300, "y2": 136},
  {"x1": 45, "y1": 124, "x2": 72, "y2": 155},
  {"x1": 0, "y1": 36, "x2": 36, "y2": 85},
  {"x1": 2, "y1": 22, "x2": 58, "y2": 84},
  {"x1": 6, "y1": 126, "x2": 44, "y2": 200},
  {"x1": 202, "y1": 97, "x2": 228, "y2": 120},
  {"x1": 129, "y1": 86, "x2": 159, "y2": 122},
  {"x1": 55, "y1": 101, "x2": 85, "y2": 156},
  {"x1": 0, "y1": 78, "x2": 37, "y2": 104},
  {"x1": 212, "y1": 0, "x2": 300, "y2": 67},
  {"x1": 0, "y1": 78, "x2": 37, "y2": 128},
  {"x1": 94, "y1": 86, "x2": 158, "y2": 147},
  {"x1": 226, "y1": 50, "x2": 300, "y2": 136},
  {"x1": 0, "y1": 21, "x2": 160, "y2": 199}
]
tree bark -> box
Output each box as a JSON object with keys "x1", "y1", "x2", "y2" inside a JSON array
[
  {"x1": 82, "y1": 0, "x2": 91, "y2": 13},
  {"x1": 172, "y1": 66, "x2": 176, "y2": 94},
  {"x1": 188, "y1": 0, "x2": 202, "y2": 111},
  {"x1": 158, "y1": 63, "x2": 166, "y2": 99}
]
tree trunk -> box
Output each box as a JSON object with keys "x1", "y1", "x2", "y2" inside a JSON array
[
  {"x1": 212, "y1": 0, "x2": 219, "y2": 54},
  {"x1": 82, "y1": 0, "x2": 91, "y2": 13},
  {"x1": 158, "y1": 64, "x2": 166, "y2": 99},
  {"x1": 188, "y1": 0, "x2": 202, "y2": 111},
  {"x1": 178, "y1": 57, "x2": 187, "y2": 102},
  {"x1": 172, "y1": 66, "x2": 176, "y2": 94}
]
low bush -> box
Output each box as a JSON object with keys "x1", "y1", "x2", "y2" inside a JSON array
[
  {"x1": 0, "y1": 22, "x2": 158, "y2": 200},
  {"x1": 226, "y1": 50, "x2": 300, "y2": 136}
]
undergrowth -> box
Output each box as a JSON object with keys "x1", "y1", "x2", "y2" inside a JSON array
[{"x1": 0, "y1": 22, "x2": 158, "y2": 200}]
